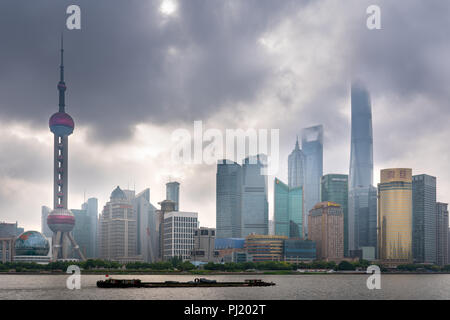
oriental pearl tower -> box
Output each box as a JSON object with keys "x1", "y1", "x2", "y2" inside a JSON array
[{"x1": 47, "y1": 36, "x2": 85, "y2": 261}]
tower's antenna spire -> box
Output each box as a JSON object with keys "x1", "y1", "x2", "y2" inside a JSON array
[{"x1": 58, "y1": 33, "x2": 67, "y2": 113}]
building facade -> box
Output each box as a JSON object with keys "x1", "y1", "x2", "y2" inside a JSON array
[
  {"x1": 308, "y1": 202, "x2": 344, "y2": 260},
  {"x1": 348, "y1": 82, "x2": 377, "y2": 255},
  {"x1": 241, "y1": 155, "x2": 269, "y2": 237},
  {"x1": 81, "y1": 198, "x2": 98, "y2": 258},
  {"x1": 378, "y1": 168, "x2": 413, "y2": 264},
  {"x1": 41, "y1": 206, "x2": 53, "y2": 238},
  {"x1": 156, "y1": 199, "x2": 176, "y2": 260},
  {"x1": 133, "y1": 189, "x2": 158, "y2": 263},
  {"x1": 412, "y1": 174, "x2": 437, "y2": 264},
  {"x1": 99, "y1": 186, "x2": 138, "y2": 261},
  {"x1": 71, "y1": 209, "x2": 94, "y2": 259},
  {"x1": 436, "y1": 202, "x2": 449, "y2": 266},
  {"x1": 283, "y1": 239, "x2": 316, "y2": 262},
  {"x1": 163, "y1": 211, "x2": 198, "y2": 261},
  {"x1": 190, "y1": 227, "x2": 219, "y2": 262},
  {"x1": 321, "y1": 174, "x2": 348, "y2": 256},
  {"x1": 166, "y1": 182, "x2": 180, "y2": 211},
  {"x1": 288, "y1": 138, "x2": 305, "y2": 189},
  {"x1": 274, "y1": 178, "x2": 303, "y2": 238},
  {"x1": 216, "y1": 160, "x2": 243, "y2": 238},
  {"x1": 302, "y1": 125, "x2": 323, "y2": 237},
  {"x1": 245, "y1": 234, "x2": 287, "y2": 262},
  {"x1": 0, "y1": 223, "x2": 17, "y2": 263}
]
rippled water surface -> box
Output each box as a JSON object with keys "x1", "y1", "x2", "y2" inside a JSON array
[{"x1": 1, "y1": 274, "x2": 449, "y2": 300}]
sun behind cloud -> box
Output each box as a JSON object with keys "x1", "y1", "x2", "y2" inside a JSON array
[{"x1": 159, "y1": 0, "x2": 178, "y2": 16}]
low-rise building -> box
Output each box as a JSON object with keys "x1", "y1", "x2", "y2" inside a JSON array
[
  {"x1": 190, "y1": 227, "x2": 219, "y2": 263},
  {"x1": 283, "y1": 239, "x2": 316, "y2": 262},
  {"x1": 245, "y1": 234, "x2": 287, "y2": 262}
]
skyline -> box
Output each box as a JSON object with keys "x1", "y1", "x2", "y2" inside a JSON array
[{"x1": 1, "y1": 1, "x2": 450, "y2": 232}]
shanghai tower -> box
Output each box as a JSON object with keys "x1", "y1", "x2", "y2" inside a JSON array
[
  {"x1": 47, "y1": 37, "x2": 85, "y2": 261},
  {"x1": 348, "y1": 82, "x2": 377, "y2": 256}
]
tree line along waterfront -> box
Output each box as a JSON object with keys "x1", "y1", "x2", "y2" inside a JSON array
[{"x1": 2, "y1": 258, "x2": 450, "y2": 274}]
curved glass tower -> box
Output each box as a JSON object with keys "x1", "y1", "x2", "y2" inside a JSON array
[{"x1": 348, "y1": 82, "x2": 377, "y2": 254}]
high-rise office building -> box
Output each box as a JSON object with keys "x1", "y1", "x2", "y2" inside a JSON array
[
  {"x1": 436, "y1": 202, "x2": 449, "y2": 266},
  {"x1": 308, "y1": 202, "x2": 344, "y2": 260},
  {"x1": 302, "y1": 125, "x2": 323, "y2": 237},
  {"x1": 163, "y1": 211, "x2": 198, "y2": 260},
  {"x1": 133, "y1": 188, "x2": 158, "y2": 262},
  {"x1": 321, "y1": 174, "x2": 348, "y2": 256},
  {"x1": 166, "y1": 182, "x2": 180, "y2": 211},
  {"x1": 41, "y1": 206, "x2": 53, "y2": 238},
  {"x1": 448, "y1": 228, "x2": 450, "y2": 266},
  {"x1": 412, "y1": 174, "x2": 437, "y2": 264},
  {"x1": 378, "y1": 168, "x2": 413, "y2": 264},
  {"x1": 72, "y1": 209, "x2": 93, "y2": 258},
  {"x1": 348, "y1": 82, "x2": 377, "y2": 254},
  {"x1": 216, "y1": 160, "x2": 243, "y2": 238},
  {"x1": 81, "y1": 197, "x2": 98, "y2": 258},
  {"x1": 241, "y1": 155, "x2": 269, "y2": 236},
  {"x1": 274, "y1": 178, "x2": 303, "y2": 238},
  {"x1": 99, "y1": 186, "x2": 139, "y2": 262},
  {"x1": 288, "y1": 138, "x2": 305, "y2": 189},
  {"x1": 156, "y1": 199, "x2": 176, "y2": 260}
]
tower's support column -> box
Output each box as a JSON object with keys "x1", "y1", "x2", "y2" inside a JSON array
[
  {"x1": 67, "y1": 232, "x2": 86, "y2": 261},
  {"x1": 52, "y1": 231, "x2": 61, "y2": 261}
]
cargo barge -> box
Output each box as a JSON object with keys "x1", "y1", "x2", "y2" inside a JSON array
[{"x1": 97, "y1": 278, "x2": 275, "y2": 288}]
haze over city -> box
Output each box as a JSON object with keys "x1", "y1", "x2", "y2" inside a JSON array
[{"x1": 0, "y1": 0, "x2": 449, "y2": 232}]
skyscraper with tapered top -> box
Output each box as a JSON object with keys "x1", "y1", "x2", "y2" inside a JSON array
[
  {"x1": 288, "y1": 137, "x2": 305, "y2": 189},
  {"x1": 348, "y1": 82, "x2": 377, "y2": 255},
  {"x1": 302, "y1": 125, "x2": 323, "y2": 237}
]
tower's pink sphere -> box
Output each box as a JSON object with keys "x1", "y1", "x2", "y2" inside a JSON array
[
  {"x1": 49, "y1": 112, "x2": 74, "y2": 136},
  {"x1": 47, "y1": 208, "x2": 75, "y2": 233}
]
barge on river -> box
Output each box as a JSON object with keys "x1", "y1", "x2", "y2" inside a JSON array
[{"x1": 97, "y1": 278, "x2": 275, "y2": 288}]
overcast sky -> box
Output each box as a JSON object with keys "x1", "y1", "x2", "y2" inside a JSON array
[{"x1": 1, "y1": 0, "x2": 449, "y2": 232}]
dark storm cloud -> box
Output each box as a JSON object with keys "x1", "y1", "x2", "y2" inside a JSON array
[{"x1": 0, "y1": 0, "x2": 303, "y2": 142}]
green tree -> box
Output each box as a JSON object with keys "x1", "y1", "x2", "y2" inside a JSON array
[{"x1": 337, "y1": 261, "x2": 356, "y2": 271}]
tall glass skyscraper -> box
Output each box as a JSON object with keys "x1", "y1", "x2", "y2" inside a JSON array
[
  {"x1": 302, "y1": 125, "x2": 323, "y2": 237},
  {"x1": 321, "y1": 174, "x2": 349, "y2": 256},
  {"x1": 72, "y1": 208, "x2": 93, "y2": 258},
  {"x1": 166, "y1": 182, "x2": 180, "y2": 211},
  {"x1": 412, "y1": 174, "x2": 437, "y2": 264},
  {"x1": 81, "y1": 198, "x2": 98, "y2": 258},
  {"x1": 241, "y1": 155, "x2": 269, "y2": 237},
  {"x1": 216, "y1": 160, "x2": 243, "y2": 238},
  {"x1": 133, "y1": 188, "x2": 158, "y2": 262},
  {"x1": 288, "y1": 138, "x2": 305, "y2": 189},
  {"x1": 378, "y1": 168, "x2": 413, "y2": 263},
  {"x1": 348, "y1": 82, "x2": 377, "y2": 253},
  {"x1": 436, "y1": 202, "x2": 449, "y2": 266},
  {"x1": 274, "y1": 178, "x2": 303, "y2": 238}
]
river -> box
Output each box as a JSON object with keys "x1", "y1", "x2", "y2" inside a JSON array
[{"x1": 1, "y1": 274, "x2": 449, "y2": 300}]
